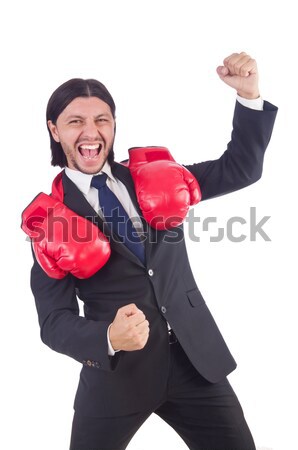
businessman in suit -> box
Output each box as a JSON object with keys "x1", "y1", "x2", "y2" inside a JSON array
[{"x1": 26, "y1": 52, "x2": 277, "y2": 449}]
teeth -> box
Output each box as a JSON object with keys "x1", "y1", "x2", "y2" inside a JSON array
[{"x1": 80, "y1": 144, "x2": 100, "y2": 150}]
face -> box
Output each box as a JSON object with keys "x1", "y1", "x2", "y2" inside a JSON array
[{"x1": 48, "y1": 96, "x2": 115, "y2": 174}]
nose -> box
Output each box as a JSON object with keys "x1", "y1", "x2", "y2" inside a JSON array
[{"x1": 81, "y1": 119, "x2": 100, "y2": 139}]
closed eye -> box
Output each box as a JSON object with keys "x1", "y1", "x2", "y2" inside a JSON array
[
  {"x1": 96, "y1": 116, "x2": 112, "y2": 123},
  {"x1": 69, "y1": 119, "x2": 83, "y2": 124}
]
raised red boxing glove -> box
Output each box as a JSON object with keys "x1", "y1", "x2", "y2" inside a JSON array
[
  {"x1": 21, "y1": 177, "x2": 111, "y2": 279},
  {"x1": 127, "y1": 146, "x2": 201, "y2": 229}
]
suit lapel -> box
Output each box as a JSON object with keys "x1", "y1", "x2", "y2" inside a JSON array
[{"x1": 61, "y1": 167, "x2": 147, "y2": 267}]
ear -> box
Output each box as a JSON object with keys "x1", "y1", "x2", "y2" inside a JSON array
[{"x1": 47, "y1": 120, "x2": 60, "y2": 143}]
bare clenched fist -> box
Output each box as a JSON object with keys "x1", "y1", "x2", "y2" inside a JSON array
[
  {"x1": 109, "y1": 304, "x2": 150, "y2": 351},
  {"x1": 216, "y1": 51, "x2": 260, "y2": 100}
]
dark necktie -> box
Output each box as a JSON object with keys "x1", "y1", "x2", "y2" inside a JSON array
[{"x1": 91, "y1": 173, "x2": 145, "y2": 264}]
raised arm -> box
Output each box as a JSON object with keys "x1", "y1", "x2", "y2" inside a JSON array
[{"x1": 185, "y1": 52, "x2": 277, "y2": 200}]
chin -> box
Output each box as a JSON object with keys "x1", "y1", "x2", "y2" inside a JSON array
[
  {"x1": 71, "y1": 157, "x2": 105, "y2": 174},
  {"x1": 78, "y1": 165, "x2": 104, "y2": 175}
]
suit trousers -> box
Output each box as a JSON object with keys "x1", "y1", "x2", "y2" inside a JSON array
[{"x1": 70, "y1": 339, "x2": 256, "y2": 450}]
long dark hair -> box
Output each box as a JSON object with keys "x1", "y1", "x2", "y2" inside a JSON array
[{"x1": 46, "y1": 78, "x2": 116, "y2": 168}]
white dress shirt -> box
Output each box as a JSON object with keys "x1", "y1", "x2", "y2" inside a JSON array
[{"x1": 65, "y1": 96, "x2": 264, "y2": 356}]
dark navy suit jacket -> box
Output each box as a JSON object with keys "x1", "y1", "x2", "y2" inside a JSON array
[{"x1": 30, "y1": 100, "x2": 277, "y2": 417}]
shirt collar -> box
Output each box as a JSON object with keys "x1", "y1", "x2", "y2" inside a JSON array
[{"x1": 65, "y1": 161, "x2": 116, "y2": 196}]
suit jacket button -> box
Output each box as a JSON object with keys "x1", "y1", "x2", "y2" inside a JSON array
[
  {"x1": 86, "y1": 360, "x2": 92, "y2": 367},
  {"x1": 148, "y1": 269, "x2": 154, "y2": 276},
  {"x1": 161, "y1": 306, "x2": 167, "y2": 314}
]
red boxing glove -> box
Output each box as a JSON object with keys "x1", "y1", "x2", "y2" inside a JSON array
[
  {"x1": 21, "y1": 174, "x2": 111, "y2": 279},
  {"x1": 127, "y1": 146, "x2": 201, "y2": 229}
]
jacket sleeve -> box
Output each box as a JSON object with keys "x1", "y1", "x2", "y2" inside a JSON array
[
  {"x1": 30, "y1": 251, "x2": 120, "y2": 371},
  {"x1": 185, "y1": 100, "x2": 278, "y2": 201}
]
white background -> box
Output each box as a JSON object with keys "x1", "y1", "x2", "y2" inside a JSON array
[{"x1": 1, "y1": 0, "x2": 297, "y2": 449}]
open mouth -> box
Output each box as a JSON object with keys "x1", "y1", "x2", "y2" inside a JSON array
[{"x1": 78, "y1": 144, "x2": 102, "y2": 160}]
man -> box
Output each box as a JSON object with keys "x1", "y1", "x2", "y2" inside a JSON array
[{"x1": 23, "y1": 52, "x2": 277, "y2": 450}]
